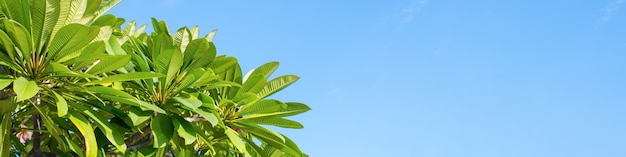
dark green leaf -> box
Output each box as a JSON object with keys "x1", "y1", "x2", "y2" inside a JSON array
[{"x1": 152, "y1": 114, "x2": 174, "y2": 148}]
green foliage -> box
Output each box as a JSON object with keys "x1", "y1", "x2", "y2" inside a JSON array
[{"x1": 0, "y1": 0, "x2": 309, "y2": 156}]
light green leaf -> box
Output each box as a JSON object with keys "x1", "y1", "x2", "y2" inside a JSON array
[
  {"x1": 239, "y1": 117, "x2": 303, "y2": 129},
  {"x1": 42, "y1": 63, "x2": 97, "y2": 78},
  {"x1": 155, "y1": 49, "x2": 182, "y2": 86},
  {"x1": 86, "y1": 72, "x2": 164, "y2": 85},
  {"x1": 225, "y1": 128, "x2": 248, "y2": 155},
  {"x1": 0, "y1": 79, "x2": 12, "y2": 89},
  {"x1": 68, "y1": 110, "x2": 98, "y2": 157},
  {"x1": 173, "y1": 97, "x2": 202, "y2": 110},
  {"x1": 47, "y1": 24, "x2": 100, "y2": 62},
  {"x1": 1, "y1": 19, "x2": 32, "y2": 62},
  {"x1": 257, "y1": 75, "x2": 300, "y2": 100},
  {"x1": 244, "y1": 62, "x2": 279, "y2": 82},
  {"x1": 128, "y1": 107, "x2": 152, "y2": 126},
  {"x1": 29, "y1": 0, "x2": 60, "y2": 55},
  {"x1": 71, "y1": 102, "x2": 127, "y2": 153},
  {"x1": 244, "y1": 102, "x2": 310, "y2": 119},
  {"x1": 63, "y1": 136, "x2": 85, "y2": 157},
  {"x1": 206, "y1": 56, "x2": 237, "y2": 74},
  {"x1": 152, "y1": 114, "x2": 174, "y2": 148},
  {"x1": 238, "y1": 99, "x2": 287, "y2": 116},
  {"x1": 239, "y1": 74, "x2": 267, "y2": 95},
  {"x1": 13, "y1": 77, "x2": 39, "y2": 102},
  {"x1": 51, "y1": 91, "x2": 68, "y2": 117},
  {"x1": 86, "y1": 55, "x2": 131, "y2": 74},
  {"x1": 236, "y1": 123, "x2": 302, "y2": 157},
  {"x1": 171, "y1": 115, "x2": 197, "y2": 145}
]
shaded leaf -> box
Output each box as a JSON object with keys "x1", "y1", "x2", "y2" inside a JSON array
[{"x1": 152, "y1": 114, "x2": 174, "y2": 148}]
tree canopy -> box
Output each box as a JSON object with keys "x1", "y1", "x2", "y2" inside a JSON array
[{"x1": 0, "y1": 0, "x2": 309, "y2": 156}]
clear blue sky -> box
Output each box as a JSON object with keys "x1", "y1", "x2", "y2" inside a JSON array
[{"x1": 109, "y1": 1, "x2": 626, "y2": 156}]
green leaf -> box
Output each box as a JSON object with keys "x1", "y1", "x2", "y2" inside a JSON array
[
  {"x1": 173, "y1": 97, "x2": 202, "y2": 110},
  {"x1": 51, "y1": 90, "x2": 68, "y2": 117},
  {"x1": 32, "y1": 104, "x2": 68, "y2": 151},
  {"x1": 244, "y1": 62, "x2": 279, "y2": 82},
  {"x1": 0, "y1": 98, "x2": 15, "y2": 115},
  {"x1": 42, "y1": 63, "x2": 97, "y2": 78},
  {"x1": 257, "y1": 75, "x2": 300, "y2": 100},
  {"x1": 71, "y1": 102, "x2": 127, "y2": 153},
  {"x1": 86, "y1": 54, "x2": 131, "y2": 74},
  {"x1": 155, "y1": 48, "x2": 182, "y2": 86},
  {"x1": 0, "y1": 113, "x2": 11, "y2": 157},
  {"x1": 244, "y1": 102, "x2": 310, "y2": 119},
  {"x1": 0, "y1": 79, "x2": 12, "y2": 89},
  {"x1": 63, "y1": 136, "x2": 85, "y2": 157},
  {"x1": 186, "y1": 106, "x2": 220, "y2": 127},
  {"x1": 239, "y1": 74, "x2": 267, "y2": 95},
  {"x1": 206, "y1": 56, "x2": 237, "y2": 74},
  {"x1": 152, "y1": 114, "x2": 174, "y2": 148},
  {"x1": 1, "y1": 19, "x2": 32, "y2": 62},
  {"x1": 236, "y1": 123, "x2": 302, "y2": 157},
  {"x1": 29, "y1": 0, "x2": 60, "y2": 55},
  {"x1": 47, "y1": 24, "x2": 100, "y2": 62},
  {"x1": 239, "y1": 117, "x2": 303, "y2": 129},
  {"x1": 171, "y1": 115, "x2": 197, "y2": 145},
  {"x1": 128, "y1": 107, "x2": 152, "y2": 126},
  {"x1": 225, "y1": 128, "x2": 248, "y2": 155},
  {"x1": 13, "y1": 77, "x2": 39, "y2": 102},
  {"x1": 68, "y1": 110, "x2": 98, "y2": 157},
  {"x1": 86, "y1": 72, "x2": 164, "y2": 85},
  {"x1": 238, "y1": 99, "x2": 287, "y2": 116}
]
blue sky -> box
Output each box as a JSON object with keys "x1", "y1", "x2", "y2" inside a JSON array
[{"x1": 110, "y1": 0, "x2": 626, "y2": 156}]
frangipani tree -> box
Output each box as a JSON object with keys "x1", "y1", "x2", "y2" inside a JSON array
[{"x1": 0, "y1": 0, "x2": 309, "y2": 157}]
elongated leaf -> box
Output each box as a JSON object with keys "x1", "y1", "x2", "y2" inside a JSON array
[
  {"x1": 68, "y1": 110, "x2": 98, "y2": 157},
  {"x1": 47, "y1": 24, "x2": 100, "y2": 62},
  {"x1": 235, "y1": 123, "x2": 302, "y2": 157},
  {"x1": 0, "y1": 113, "x2": 11, "y2": 156},
  {"x1": 185, "y1": 106, "x2": 220, "y2": 127},
  {"x1": 243, "y1": 137, "x2": 270, "y2": 157},
  {"x1": 51, "y1": 90, "x2": 68, "y2": 117},
  {"x1": 1, "y1": 19, "x2": 32, "y2": 61},
  {"x1": 244, "y1": 62, "x2": 279, "y2": 82},
  {"x1": 239, "y1": 117, "x2": 303, "y2": 129},
  {"x1": 32, "y1": 104, "x2": 68, "y2": 151},
  {"x1": 257, "y1": 75, "x2": 300, "y2": 100},
  {"x1": 71, "y1": 102, "x2": 127, "y2": 153},
  {"x1": 206, "y1": 56, "x2": 237, "y2": 74},
  {"x1": 0, "y1": 0, "x2": 30, "y2": 28},
  {"x1": 155, "y1": 49, "x2": 182, "y2": 86},
  {"x1": 244, "y1": 102, "x2": 310, "y2": 119},
  {"x1": 240, "y1": 74, "x2": 267, "y2": 95},
  {"x1": 30, "y1": 0, "x2": 60, "y2": 55},
  {"x1": 173, "y1": 97, "x2": 201, "y2": 110},
  {"x1": 0, "y1": 30, "x2": 17, "y2": 67},
  {"x1": 173, "y1": 27, "x2": 191, "y2": 51},
  {"x1": 128, "y1": 106, "x2": 151, "y2": 126},
  {"x1": 152, "y1": 114, "x2": 174, "y2": 148},
  {"x1": 86, "y1": 72, "x2": 164, "y2": 85},
  {"x1": 86, "y1": 55, "x2": 131, "y2": 74},
  {"x1": 63, "y1": 136, "x2": 85, "y2": 157},
  {"x1": 42, "y1": 63, "x2": 97, "y2": 78},
  {"x1": 0, "y1": 79, "x2": 12, "y2": 89},
  {"x1": 238, "y1": 99, "x2": 287, "y2": 116},
  {"x1": 225, "y1": 128, "x2": 248, "y2": 155},
  {"x1": 13, "y1": 77, "x2": 38, "y2": 102},
  {"x1": 171, "y1": 115, "x2": 197, "y2": 145}
]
